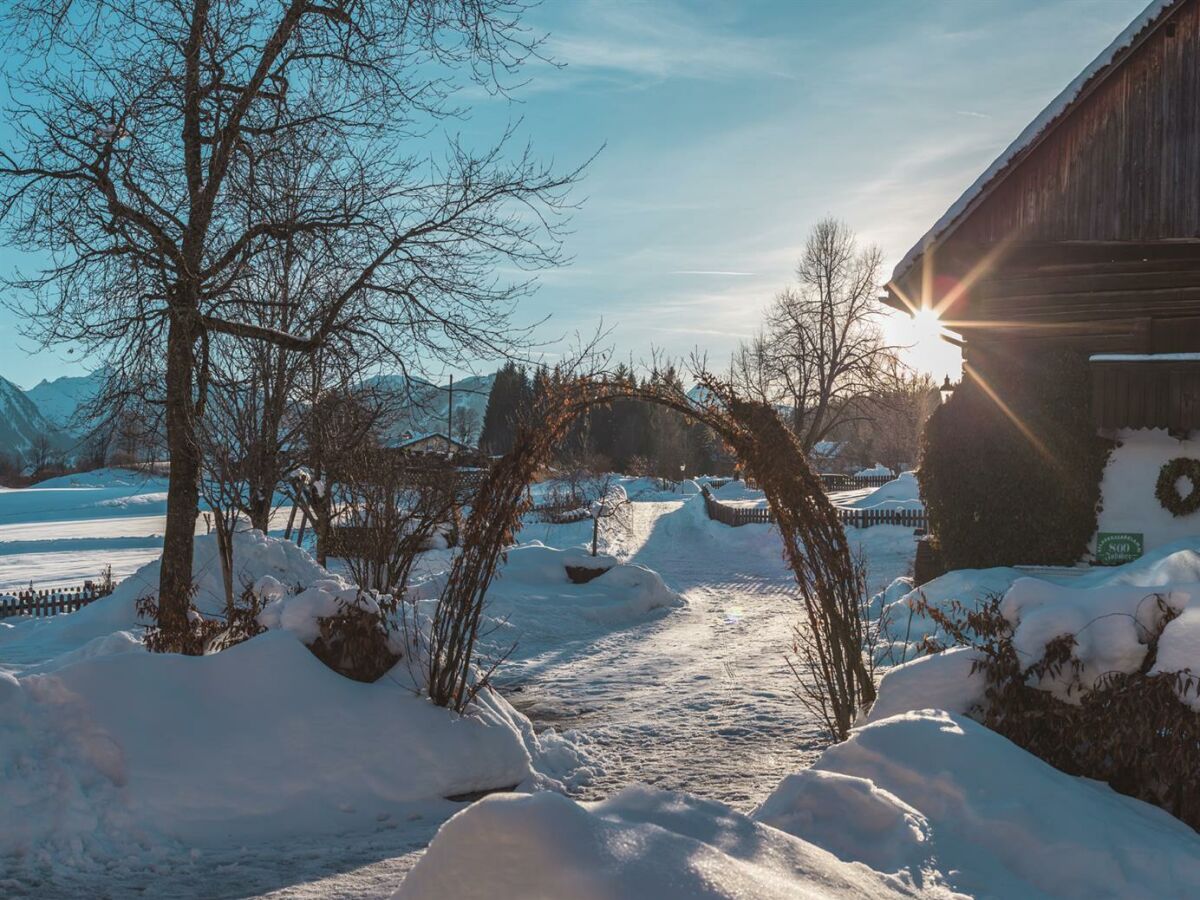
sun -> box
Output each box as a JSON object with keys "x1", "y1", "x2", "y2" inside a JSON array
[{"x1": 884, "y1": 306, "x2": 962, "y2": 380}]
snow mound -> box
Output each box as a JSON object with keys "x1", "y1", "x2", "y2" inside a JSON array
[
  {"x1": 430, "y1": 543, "x2": 685, "y2": 650},
  {"x1": 760, "y1": 710, "x2": 1200, "y2": 899},
  {"x1": 400, "y1": 710, "x2": 1200, "y2": 899},
  {"x1": 0, "y1": 631, "x2": 541, "y2": 866},
  {"x1": 846, "y1": 472, "x2": 923, "y2": 511},
  {"x1": 854, "y1": 463, "x2": 893, "y2": 478},
  {"x1": 0, "y1": 532, "x2": 599, "y2": 870},
  {"x1": 865, "y1": 647, "x2": 985, "y2": 722},
  {"x1": 395, "y1": 785, "x2": 911, "y2": 900}
]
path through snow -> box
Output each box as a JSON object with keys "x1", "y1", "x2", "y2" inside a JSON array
[{"x1": 504, "y1": 499, "x2": 831, "y2": 807}]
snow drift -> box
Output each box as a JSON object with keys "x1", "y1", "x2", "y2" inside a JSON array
[
  {"x1": 0, "y1": 532, "x2": 596, "y2": 873},
  {"x1": 397, "y1": 709, "x2": 1200, "y2": 899}
]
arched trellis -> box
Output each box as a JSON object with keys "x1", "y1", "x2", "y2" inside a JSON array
[{"x1": 427, "y1": 372, "x2": 875, "y2": 740}]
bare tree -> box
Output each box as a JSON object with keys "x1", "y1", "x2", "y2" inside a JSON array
[
  {"x1": 453, "y1": 406, "x2": 481, "y2": 446},
  {"x1": 0, "y1": 1, "x2": 584, "y2": 647},
  {"x1": 588, "y1": 475, "x2": 631, "y2": 557},
  {"x1": 734, "y1": 218, "x2": 899, "y2": 452}
]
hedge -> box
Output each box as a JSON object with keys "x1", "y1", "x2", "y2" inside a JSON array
[{"x1": 918, "y1": 349, "x2": 1113, "y2": 569}]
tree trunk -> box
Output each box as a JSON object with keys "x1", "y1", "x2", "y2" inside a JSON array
[{"x1": 159, "y1": 314, "x2": 203, "y2": 646}]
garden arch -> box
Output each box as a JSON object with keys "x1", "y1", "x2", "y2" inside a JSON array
[{"x1": 427, "y1": 373, "x2": 875, "y2": 739}]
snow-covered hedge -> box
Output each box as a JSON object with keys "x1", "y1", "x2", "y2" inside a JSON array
[{"x1": 870, "y1": 539, "x2": 1200, "y2": 830}]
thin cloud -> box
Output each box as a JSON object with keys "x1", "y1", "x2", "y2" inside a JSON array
[
  {"x1": 669, "y1": 270, "x2": 756, "y2": 277},
  {"x1": 542, "y1": 0, "x2": 792, "y2": 83}
]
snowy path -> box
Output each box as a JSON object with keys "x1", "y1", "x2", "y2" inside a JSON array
[{"x1": 502, "y1": 499, "x2": 907, "y2": 809}]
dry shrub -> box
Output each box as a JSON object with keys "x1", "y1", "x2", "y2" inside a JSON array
[
  {"x1": 920, "y1": 595, "x2": 1200, "y2": 830},
  {"x1": 308, "y1": 593, "x2": 400, "y2": 683},
  {"x1": 137, "y1": 589, "x2": 223, "y2": 655},
  {"x1": 139, "y1": 582, "x2": 268, "y2": 655}
]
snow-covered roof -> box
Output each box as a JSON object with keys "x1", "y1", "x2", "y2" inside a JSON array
[
  {"x1": 392, "y1": 431, "x2": 472, "y2": 451},
  {"x1": 890, "y1": 0, "x2": 1181, "y2": 288}
]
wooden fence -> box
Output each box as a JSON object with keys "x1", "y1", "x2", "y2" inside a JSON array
[
  {"x1": 701, "y1": 487, "x2": 926, "y2": 531},
  {"x1": 0, "y1": 581, "x2": 117, "y2": 619},
  {"x1": 819, "y1": 473, "x2": 896, "y2": 491}
]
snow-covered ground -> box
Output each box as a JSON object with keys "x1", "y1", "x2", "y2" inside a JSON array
[
  {"x1": 0, "y1": 468, "x2": 294, "y2": 590},
  {"x1": 0, "y1": 476, "x2": 918, "y2": 898},
  {"x1": 13, "y1": 471, "x2": 1187, "y2": 899}
]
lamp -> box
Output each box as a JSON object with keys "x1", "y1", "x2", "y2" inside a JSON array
[{"x1": 940, "y1": 375, "x2": 956, "y2": 405}]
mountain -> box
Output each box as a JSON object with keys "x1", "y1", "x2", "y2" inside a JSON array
[
  {"x1": 0, "y1": 374, "x2": 66, "y2": 460},
  {"x1": 24, "y1": 370, "x2": 105, "y2": 433},
  {"x1": 367, "y1": 372, "x2": 496, "y2": 445}
]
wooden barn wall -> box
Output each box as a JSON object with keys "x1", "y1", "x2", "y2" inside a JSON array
[{"x1": 951, "y1": 0, "x2": 1200, "y2": 246}]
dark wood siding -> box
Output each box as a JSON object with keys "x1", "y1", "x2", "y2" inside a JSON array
[
  {"x1": 1091, "y1": 359, "x2": 1200, "y2": 429},
  {"x1": 951, "y1": 0, "x2": 1200, "y2": 246}
]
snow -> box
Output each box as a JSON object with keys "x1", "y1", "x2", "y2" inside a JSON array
[
  {"x1": 854, "y1": 463, "x2": 893, "y2": 478},
  {"x1": 397, "y1": 786, "x2": 912, "y2": 900},
  {"x1": 845, "y1": 472, "x2": 923, "y2": 511},
  {"x1": 1093, "y1": 428, "x2": 1200, "y2": 554},
  {"x1": 871, "y1": 539, "x2": 1200, "y2": 716},
  {"x1": 0, "y1": 530, "x2": 599, "y2": 892},
  {"x1": 408, "y1": 543, "x2": 682, "y2": 654},
  {"x1": 865, "y1": 647, "x2": 985, "y2": 723},
  {"x1": 1091, "y1": 352, "x2": 1200, "y2": 361},
  {"x1": 892, "y1": 0, "x2": 1178, "y2": 283},
  {"x1": 776, "y1": 710, "x2": 1200, "y2": 899},
  {"x1": 400, "y1": 709, "x2": 1200, "y2": 899}
]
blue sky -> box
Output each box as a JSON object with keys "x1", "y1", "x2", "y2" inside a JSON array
[{"x1": 0, "y1": 0, "x2": 1153, "y2": 388}]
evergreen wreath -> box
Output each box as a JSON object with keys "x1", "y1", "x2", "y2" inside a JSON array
[{"x1": 1155, "y1": 457, "x2": 1200, "y2": 517}]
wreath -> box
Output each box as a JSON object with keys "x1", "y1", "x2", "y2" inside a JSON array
[{"x1": 1155, "y1": 457, "x2": 1200, "y2": 517}]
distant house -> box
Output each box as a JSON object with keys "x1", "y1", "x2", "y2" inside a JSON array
[
  {"x1": 392, "y1": 432, "x2": 474, "y2": 457},
  {"x1": 809, "y1": 440, "x2": 846, "y2": 469},
  {"x1": 887, "y1": 0, "x2": 1200, "y2": 555}
]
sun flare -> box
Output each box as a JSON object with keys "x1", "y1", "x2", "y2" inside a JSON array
[{"x1": 885, "y1": 306, "x2": 962, "y2": 380}]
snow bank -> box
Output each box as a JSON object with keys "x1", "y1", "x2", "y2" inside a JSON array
[
  {"x1": 1, "y1": 632, "x2": 540, "y2": 864},
  {"x1": 396, "y1": 786, "x2": 911, "y2": 900},
  {"x1": 33, "y1": 467, "x2": 168, "y2": 490},
  {"x1": 865, "y1": 647, "x2": 985, "y2": 722},
  {"x1": 1000, "y1": 578, "x2": 1197, "y2": 699},
  {"x1": 0, "y1": 532, "x2": 599, "y2": 870},
  {"x1": 400, "y1": 710, "x2": 1200, "y2": 900},
  {"x1": 845, "y1": 472, "x2": 923, "y2": 511},
  {"x1": 710, "y1": 479, "x2": 768, "y2": 506},
  {"x1": 412, "y1": 542, "x2": 683, "y2": 651},
  {"x1": 854, "y1": 463, "x2": 893, "y2": 479},
  {"x1": 758, "y1": 710, "x2": 1200, "y2": 899},
  {"x1": 0, "y1": 529, "x2": 333, "y2": 666},
  {"x1": 871, "y1": 540, "x2": 1200, "y2": 716}
]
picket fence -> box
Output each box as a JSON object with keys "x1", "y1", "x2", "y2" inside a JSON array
[
  {"x1": 701, "y1": 487, "x2": 926, "y2": 531},
  {"x1": 0, "y1": 581, "x2": 117, "y2": 619}
]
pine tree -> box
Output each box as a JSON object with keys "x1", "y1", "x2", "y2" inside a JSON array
[{"x1": 479, "y1": 363, "x2": 530, "y2": 454}]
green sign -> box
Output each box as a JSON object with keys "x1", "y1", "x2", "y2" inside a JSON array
[{"x1": 1097, "y1": 532, "x2": 1144, "y2": 566}]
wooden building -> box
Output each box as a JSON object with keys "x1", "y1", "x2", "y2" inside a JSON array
[
  {"x1": 889, "y1": 0, "x2": 1200, "y2": 557},
  {"x1": 887, "y1": 0, "x2": 1200, "y2": 431}
]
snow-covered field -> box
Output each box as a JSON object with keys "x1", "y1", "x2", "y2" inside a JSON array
[{"x1": 0, "y1": 468, "x2": 294, "y2": 590}]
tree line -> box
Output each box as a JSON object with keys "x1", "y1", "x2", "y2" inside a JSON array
[{"x1": 478, "y1": 361, "x2": 730, "y2": 479}]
